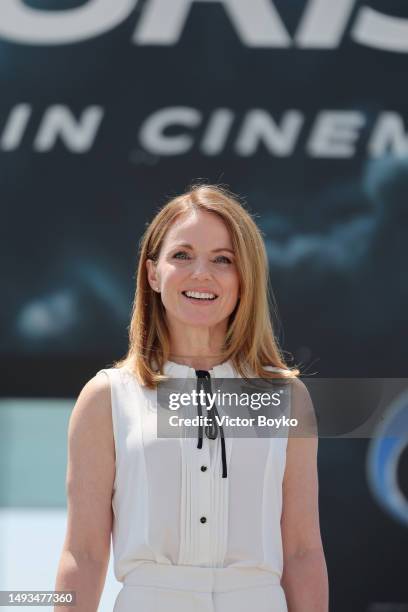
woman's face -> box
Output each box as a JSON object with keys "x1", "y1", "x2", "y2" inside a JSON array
[{"x1": 146, "y1": 210, "x2": 240, "y2": 329}]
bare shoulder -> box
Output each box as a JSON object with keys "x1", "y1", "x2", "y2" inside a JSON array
[
  {"x1": 261, "y1": 366, "x2": 316, "y2": 431},
  {"x1": 281, "y1": 377, "x2": 323, "y2": 557},
  {"x1": 67, "y1": 373, "x2": 114, "y2": 471},
  {"x1": 69, "y1": 373, "x2": 112, "y2": 428},
  {"x1": 66, "y1": 372, "x2": 115, "y2": 506},
  {"x1": 77, "y1": 371, "x2": 111, "y2": 404},
  {"x1": 64, "y1": 373, "x2": 115, "y2": 562},
  {"x1": 287, "y1": 376, "x2": 317, "y2": 436}
]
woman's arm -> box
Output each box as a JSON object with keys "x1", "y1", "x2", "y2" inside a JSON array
[
  {"x1": 280, "y1": 378, "x2": 329, "y2": 612},
  {"x1": 54, "y1": 374, "x2": 115, "y2": 612}
]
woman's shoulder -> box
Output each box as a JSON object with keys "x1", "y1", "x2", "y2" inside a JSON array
[
  {"x1": 261, "y1": 363, "x2": 293, "y2": 374},
  {"x1": 95, "y1": 364, "x2": 133, "y2": 385},
  {"x1": 95, "y1": 364, "x2": 150, "y2": 399},
  {"x1": 69, "y1": 374, "x2": 113, "y2": 446},
  {"x1": 81, "y1": 371, "x2": 112, "y2": 403}
]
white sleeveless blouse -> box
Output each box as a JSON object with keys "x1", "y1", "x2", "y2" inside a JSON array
[{"x1": 96, "y1": 359, "x2": 289, "y2": 586}]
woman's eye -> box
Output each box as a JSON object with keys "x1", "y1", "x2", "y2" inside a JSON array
[
  {"x1": 173, "y1": 251, "x2": 190, "y2": 259},
  {"x1": 172, "y1": 251, "x2": 232, "y2": 264}
]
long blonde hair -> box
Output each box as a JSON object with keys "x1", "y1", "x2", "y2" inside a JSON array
[{"x1": 114, "y1": 182, "x2": 300, "y2": 388}]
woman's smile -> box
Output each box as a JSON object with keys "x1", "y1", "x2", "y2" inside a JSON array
[{"x1": 181, "y1": 290, "x2": 219, "y2": 305}]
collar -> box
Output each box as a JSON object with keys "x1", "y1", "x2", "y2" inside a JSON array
[{"x1": 163, "y1": 359, "x2": 236, "y2": 379}]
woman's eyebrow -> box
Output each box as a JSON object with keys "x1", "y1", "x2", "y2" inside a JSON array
[{"x1": 173, "y1": 242, "x2": 234, "y2": 254}]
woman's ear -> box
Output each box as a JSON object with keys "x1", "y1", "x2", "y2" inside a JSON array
[{"x1": 146, "y1": 258, "x2": 160, "y2": 292}]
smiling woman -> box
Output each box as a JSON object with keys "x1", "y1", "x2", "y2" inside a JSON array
[
  {"x1": 55, "y1": 182, "x2": 328, "y2": 612},
  {"x1": 144, "y1": 207, "x2": 241, "y2": 356},
  {"x1": 116, "y1": 181, "x2": 298, "y2": 383}
]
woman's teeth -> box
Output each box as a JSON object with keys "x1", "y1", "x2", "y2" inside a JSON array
[{"x1": 182, "y1": 291, "x2": 217, "y2": 301}]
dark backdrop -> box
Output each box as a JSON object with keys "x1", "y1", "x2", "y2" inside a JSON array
[{"x1": 1, "y1": 1, "x2": 407, "y2": 610}]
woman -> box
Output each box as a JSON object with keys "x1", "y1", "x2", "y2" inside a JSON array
[{"x1": 54, "y1": 183, "x2": 329, "y2": 611}]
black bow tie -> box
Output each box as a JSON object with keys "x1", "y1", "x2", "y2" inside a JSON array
[{"x1": 195, "y1": 369, "x2": 228, "y2": 478}]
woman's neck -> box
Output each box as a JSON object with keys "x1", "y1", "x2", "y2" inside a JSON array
[{"x1": 168, "y1": 353, "x2": 227, "y2": 371}]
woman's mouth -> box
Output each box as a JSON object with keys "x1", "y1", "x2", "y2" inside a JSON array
[{"x1": 181, "y1": 291, "x2": 218, "y2": 304}]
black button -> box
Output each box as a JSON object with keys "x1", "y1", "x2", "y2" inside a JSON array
[
  {"x1": 200, "y1": 516, "x2": 207, "y2": 524},
  {"x1": 201, "y1": 465, "x2": 207, "y2": 472}
]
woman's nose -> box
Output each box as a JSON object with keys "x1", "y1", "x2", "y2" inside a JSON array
[{"x1": 191, "y1": 258, "x2": 212, "y2": 278}]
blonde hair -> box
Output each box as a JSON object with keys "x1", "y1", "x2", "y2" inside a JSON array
[{"x1": 113, "y1": 182, "x2": 300, "y2": 388}]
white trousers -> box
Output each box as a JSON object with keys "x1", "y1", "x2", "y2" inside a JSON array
[{"x1": 113, "y1": 564, "x2": 288, "y2": 612}]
